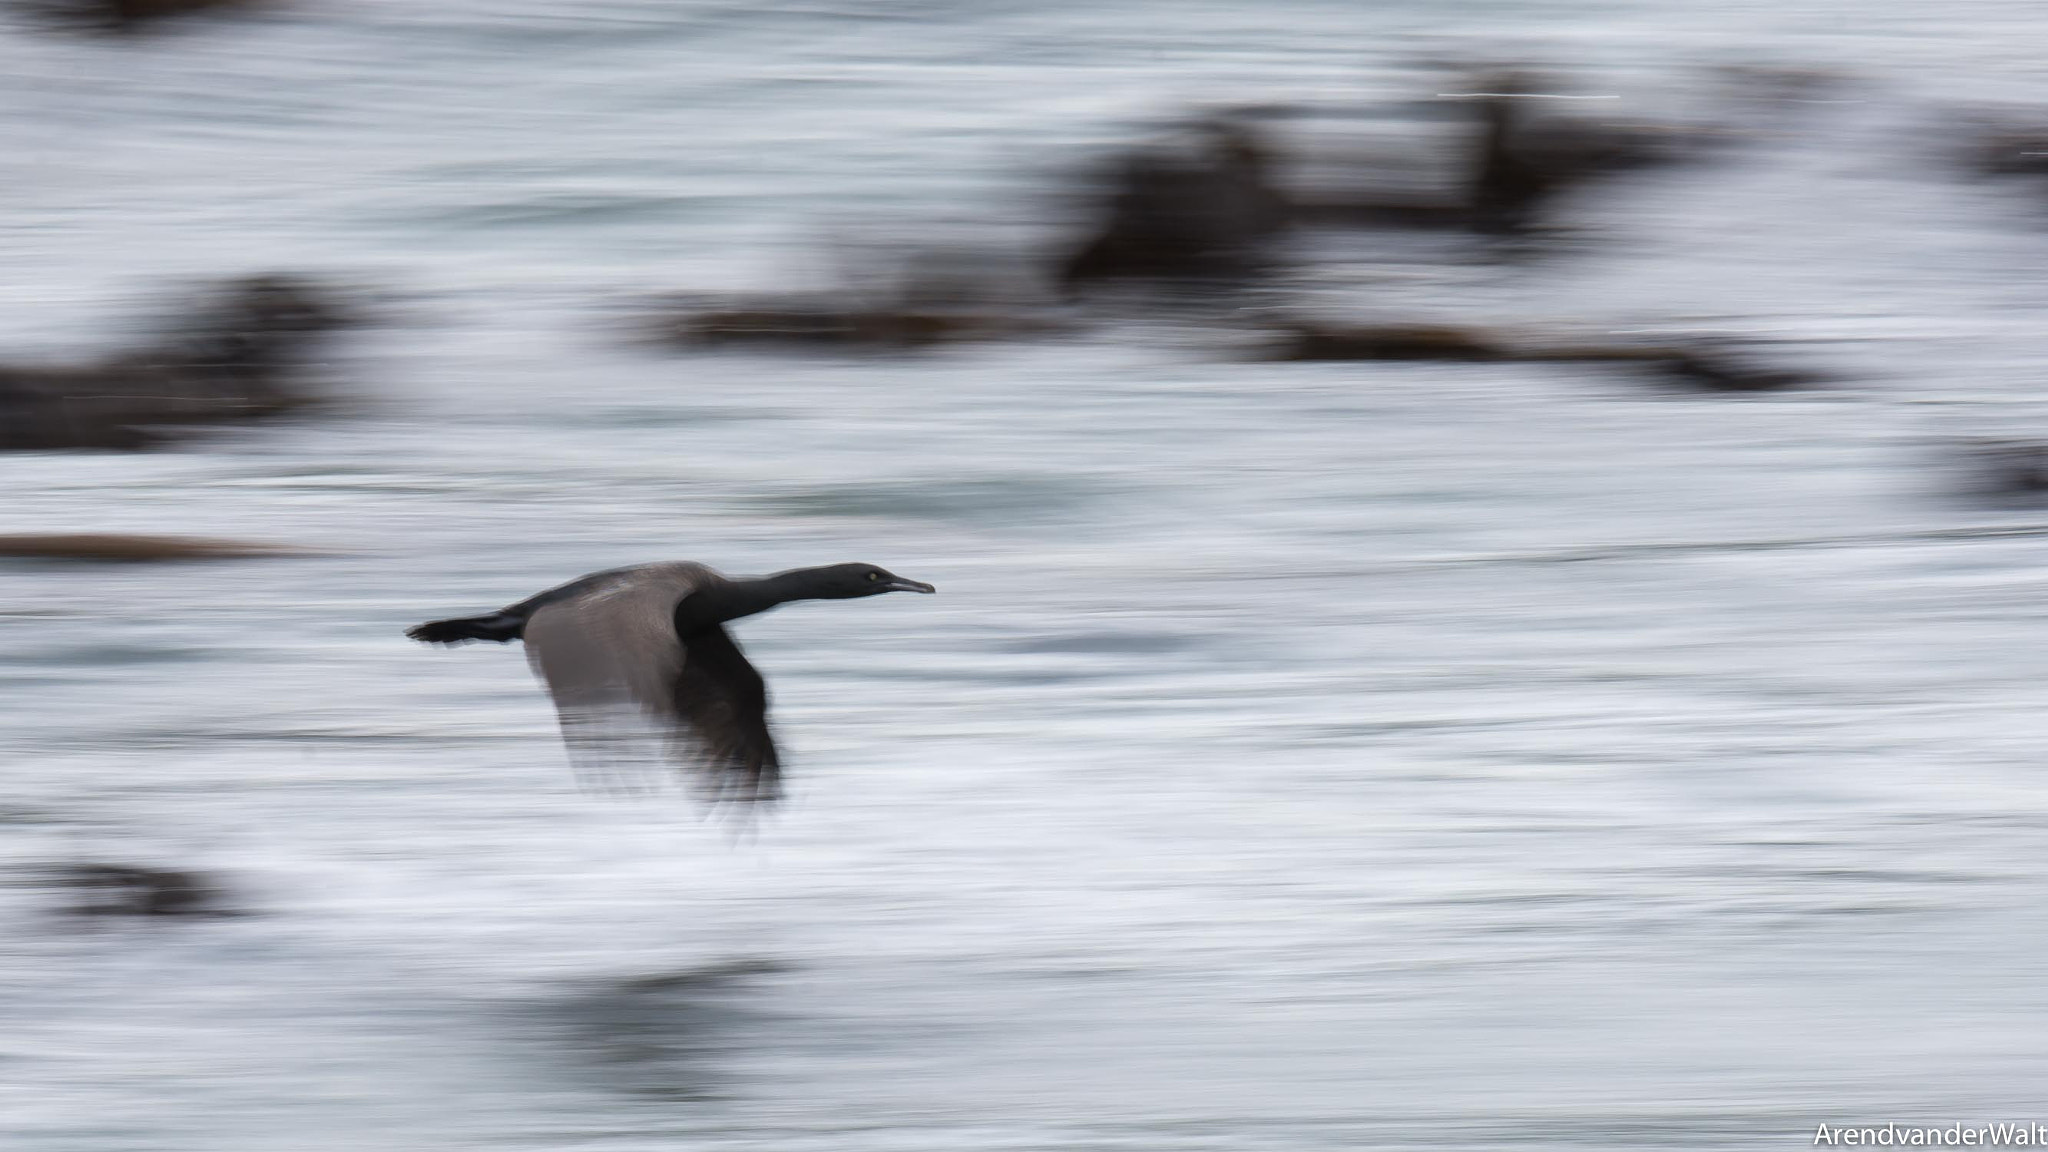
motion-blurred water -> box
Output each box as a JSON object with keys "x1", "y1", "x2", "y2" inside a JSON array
[{"x1": 5, "y1": 2, "x2": 2048, "y2": 1149}]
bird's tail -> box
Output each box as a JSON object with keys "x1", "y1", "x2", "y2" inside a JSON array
[{"x1": 406, "y1": 613, "x2": 523, "y2": 645}]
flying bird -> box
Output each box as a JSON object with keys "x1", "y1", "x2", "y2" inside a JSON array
[{"x1": 406, "y1": 561, "x2": 935, "y2": 802}]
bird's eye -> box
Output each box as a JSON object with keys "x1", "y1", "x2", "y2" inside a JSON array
[{"x1": 867, "y1": 571, "x2": 880, "y2": 581}]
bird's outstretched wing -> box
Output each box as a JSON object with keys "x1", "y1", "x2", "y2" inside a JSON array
[
  {"x1": 520, "y1": 567, "x2": 779, "y2": 804},
  {"x1": 667, "y1": 625, "x2": 781, "y2": 804}
]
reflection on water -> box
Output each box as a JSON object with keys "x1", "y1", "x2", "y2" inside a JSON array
[{"x1": 522, "y1": 959, "x2": 792, "y2": 1103}]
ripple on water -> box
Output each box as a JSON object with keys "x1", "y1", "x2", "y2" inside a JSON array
[{"x1": 739, "y1": 474, "x2": 1118, "y2": 524}]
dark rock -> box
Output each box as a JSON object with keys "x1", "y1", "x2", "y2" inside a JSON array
[
  {"x1": 1056, "y1": 118, "x2": 1290, "y2": 296},
  {"x1": 1650, "y1": 347, "x2": 1813, "y2": 392},
  {"x1": 1957, "y1": 439, "x2": 2048, "y2": 500},
  {"x1": 662, "y1": 300, "x2": 1065, "y2": 351},
  {"x1": 59, "y1": 864, "x2": 229, "y2": 917},
  {"x1": 1960, "y1": 116, "x2": 2048, "y2": 178},
  {"x1": 27, "y1": 0, "x2": 269, "y2": 33},
  {"x1": 1274, "y1": 323, "x2": 1505, "y2": 361},
  {"x1": 0, "y1": 534, "x2": 323, "y2": 561},
  {"x1": 1266, "y1": 319, "x2": 1817, "y2": 392},
  {"x1": 0, "y1": 275, "x2": 352, "y2": 451}
]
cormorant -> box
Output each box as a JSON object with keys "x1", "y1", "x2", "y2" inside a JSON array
[{"x1": 408, "y1": 561, "x2": 935, "y2": 803}]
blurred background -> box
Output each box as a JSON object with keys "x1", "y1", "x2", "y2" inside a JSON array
[{"x1": 5, "y1": 1, "x2": 2048, "y2": 1148}]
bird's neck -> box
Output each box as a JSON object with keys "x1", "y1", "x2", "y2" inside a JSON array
[{"x1": 673, "y1": 570, "x2": 816, "y2": 635}]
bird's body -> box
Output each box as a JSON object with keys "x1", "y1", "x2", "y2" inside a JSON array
[{"x1": 407, "y1": 561, "x2": 934, "y2": 803}]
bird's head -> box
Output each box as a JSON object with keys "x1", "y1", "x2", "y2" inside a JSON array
[{"x1": 804, "y1": 563, "x2": 937, "y2": 599}]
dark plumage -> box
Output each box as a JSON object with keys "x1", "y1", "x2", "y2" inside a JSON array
[{"x1": 407, "y1": 561, "x2": 935, "y2": 803}]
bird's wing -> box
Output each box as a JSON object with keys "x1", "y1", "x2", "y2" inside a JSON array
[
  {"x1": 520, "y1": 565, "x2": 779, "y2": 803},
  {"x1": 668, "y1": 624, "x2": 781, "y2": 804}
]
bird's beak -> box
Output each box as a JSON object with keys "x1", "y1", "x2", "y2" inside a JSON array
[{"x1": 886, "y1": 579, "x2": 936, "y2": 594}]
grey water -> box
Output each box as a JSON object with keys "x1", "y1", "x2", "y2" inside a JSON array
[{"x1": 6, "y1": 1, "x2": 2048, "y2": 1148}]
